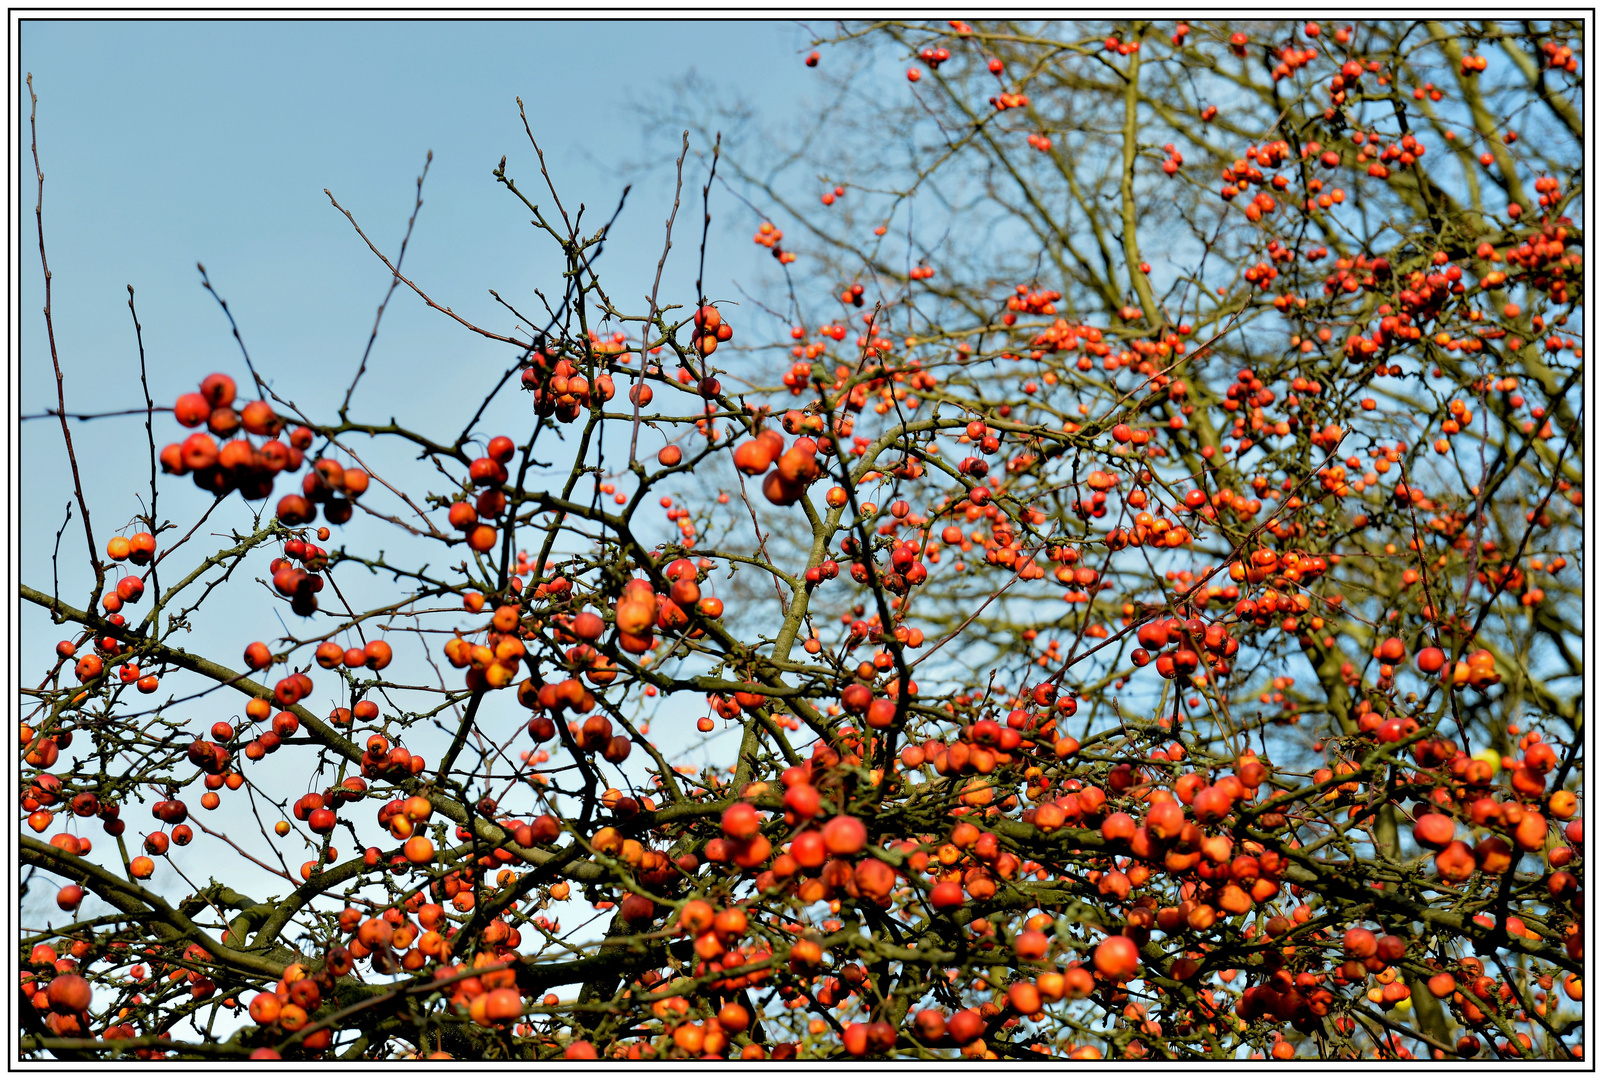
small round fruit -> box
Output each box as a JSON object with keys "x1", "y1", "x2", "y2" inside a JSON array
[
  {"x1": 1092, "y1": 934, "x2": 1140, "y2": 981},
  {"x1": 46, "y1": 973, "x2": 92, "y2": 1012},
  {"x1": 822, "y1": 814, "x2": 868, "y2": 855},
  {"x1": 404, "y1": 835, "x2": 435, "y2": 864}
]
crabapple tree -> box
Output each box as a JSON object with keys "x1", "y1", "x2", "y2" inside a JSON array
[{"x1": 20, "y1": 19, "x2": 1583, "y2": 1063}]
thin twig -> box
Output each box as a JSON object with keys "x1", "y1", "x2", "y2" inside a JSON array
[
  {"x1": 128, "y1": 284, "x2": 162, "y2": 635},
  {"x1": 694, "y1": 131, "x2": 723, "y2": 382},
  {"x1": 630, "y1": 131, "x2": 690, "y2": 466},
  {"x1": 21, "y1": 406, "x2": 170, "y2": 421},
  {"x1": 324, "y1": 188, "x2": 531, "y2": 348},
  {"x1": 28, "y1": 73, "x2": 105, "y2": 605},
  {"x1": 341, "y1": 149, "x2": 433, "y2": 420},
  {"x1": 195, "y1": 263, "x2": 264, "y2": 395}
]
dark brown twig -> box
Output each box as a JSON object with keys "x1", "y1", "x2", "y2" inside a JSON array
[
  {"x1": 28, "y1": 73, "x2": 105, "y2": 607},
  {"x1": 341, "y1": 149, "x2": 433, "y2": 420},
  {"x1": 631, "y1": 131, "x2": 691, "y2": 465}
]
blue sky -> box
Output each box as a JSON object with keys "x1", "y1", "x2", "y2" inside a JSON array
[{"x1": 19, "y1": 18, "x2": 818, "y2": 418}]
